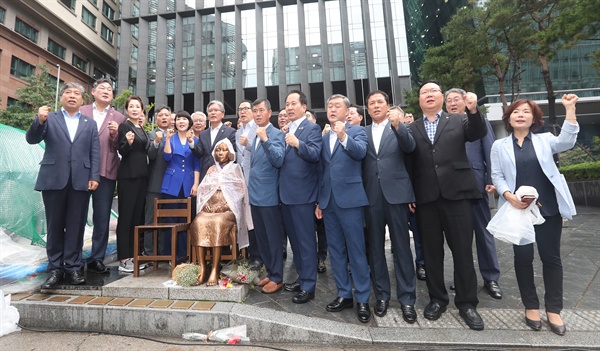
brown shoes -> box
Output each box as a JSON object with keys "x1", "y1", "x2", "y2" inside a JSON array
[
  {"x1": 257, "y1": 276, "x2": 270, "y2": 287},
  {"x1": 261, "y1": 281, "x2": 283, "y2": 294}
]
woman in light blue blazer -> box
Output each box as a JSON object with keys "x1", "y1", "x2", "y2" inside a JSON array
[
  {"x1": 160, "y1": 110, "x2": 200, "y2": 259},
  {"x1": 490, "y1": 94, "x2": 579, "y2": 336}
]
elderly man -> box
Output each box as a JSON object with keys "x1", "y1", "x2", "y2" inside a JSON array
[
  {"x1": 445, "y1": 88, "x2": 502, "y2": 299},
  {"x1": 26, "y1": 82, "x2": 100, "y2": 288},
  {"x1": 188, "y1": 100, "x2": 237, "y2": 181},
  {"x1": 191, "y1": 111, "x2": 207, "y2": 138},
  {"x1": 79, "y1": 78, "x2": 125, "y2": 274},
  {"x1": 408, "y1": 80, "x2": 487, "y2": 330}
]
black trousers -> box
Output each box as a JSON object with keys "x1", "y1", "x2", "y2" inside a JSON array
[
  {"x1": 513, "y1": 213, "x2": 563, "y2": 314},
  {"x1": 116, "y1": 178, "x2": 147, "y2": 260}
]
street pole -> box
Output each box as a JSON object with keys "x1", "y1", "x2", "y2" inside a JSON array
[{"x1": 54, "y1": 64, "x2": 61, "y2": 111}]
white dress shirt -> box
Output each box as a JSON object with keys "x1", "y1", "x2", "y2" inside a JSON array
[{"x1": 371, "y1": 118, "x2": 389, "y2": 154}]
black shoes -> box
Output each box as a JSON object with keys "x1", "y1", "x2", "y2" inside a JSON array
[
  {"x1": 292, "y1": 290, "x2": 315, "y2": 304},
  {"x1": 357, "y1": 303, "x2": 371, "y2": 323},
  {"x1": 42, "y1": 270, "x2": 63, "y2": 289},
  {"x1": 416, "y1": 264, "x2": 426, "y2": 281},
  {"x1": 484, "y1": 280, "x2": 503, "y2": 299},
  {"x1": 67, "y1": 270, "x2": 86, "y2": 285},
  {"x1": 401, "y1": 304, "x2": 417, "y2": 323},
  {"x1": 525, "y1": 317, "x2": 542, "y2": 331},
  {"x1": 87, "y1": 260, "x2": 109, "y2": 274},
  {"x1": 317, "y1": 257, "x2": 327, "y2": 273},
  {"x1": 459, "y1": 308, "x2": 484, "y2": 330},
  {"x1": 374, "y1": 300, "x2": 389, "y2": 317},
  {"x1": 549, "y1": 321, "x2": 567, "y2": 336},
  {"x1": 326, "y1": 297, "x2": 353, "y2": 312},
  {"x1": 284, "y1": 281, "x2": 301, "y2": 292},
  {"x1": 248, "y1": 259, "x2": 263, "y2": 270},
  {"x1": 424, "y1": 301, "x2": 447, "y2": 320}
]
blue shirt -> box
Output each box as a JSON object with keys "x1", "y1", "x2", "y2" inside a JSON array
[
  {"x1": 423, "y1": 111, "x2": 442, "y2": 143},
  {"x1": 61, "y1": 107, "x2": 81, "y2": 142}
]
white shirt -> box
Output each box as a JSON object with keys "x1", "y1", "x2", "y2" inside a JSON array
[
  {"x1": 329, "y1": 130, "x2": 348, "y2": 153},
  {"x1": 210, "y1": 122, "x2": 223, "y2": 146},
  {"x1": 288, "y1": 116, "x2": 306, "y2": 135},
  {"x1": 61, "y1": 107, "x2": 81, "y2": 142},
  {"x1": 92, "y1": 103, "x2": 108, "y2": 132},
  {"x1": 371, "y1": 119, "x2": 389, "y2": 154}
]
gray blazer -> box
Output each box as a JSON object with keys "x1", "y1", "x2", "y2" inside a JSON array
[{"x1": 147, "y1": 128, "x2": 168, "y2": 193}]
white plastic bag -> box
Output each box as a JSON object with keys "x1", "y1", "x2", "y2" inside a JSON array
[
  {"x1": 0, "y1": 290, "x2": 21, "y2": 337},
  {"x1": 487, "y1": 186, "x2": 545, "y2": 245}
]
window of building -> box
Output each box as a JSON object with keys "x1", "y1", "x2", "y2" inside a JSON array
[
  {"x1": 15, "y1": 18, "x2": 39, "y2": 43},
  {"x1": 132, "y1": 23, "x2": 138, "y2": 39},
  {"x1": 88, "y1": 0, "x2": 98, "y2": 6},
  {"x1": 60, "y1": 0, "x2": 76, "y2": 11},
  {"x1": 82, "y1": 6, "x2": 96, "y2": 29},
  {"x1": 47, "y1": 38, "x2": 66, "y2": 59},
  {"x1": 10, "y1": 56, "x2": 36, "y2": 79},
  {"x1": 47, "y1": 74, "x2": 64, "y2": 88},
  {"x1": 102, "y1": 1, "x2": 115, "y2": 20},
  {"x1": 101, "y1": 23, "x2": 113, "y2": 44},
  {"x1": 0, "y1": 7, "x2": 6, "y2": 24},
  {"x1": 72, "y1": 54, "x2": 88, "y2": 72},
  {"x1": 93, "y1": 68, "x2": 105, "y2": 79}
]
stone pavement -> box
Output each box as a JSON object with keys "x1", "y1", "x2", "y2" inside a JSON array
[{"x1": 8, "y1": 206, "x2": 600, "y2": 349}]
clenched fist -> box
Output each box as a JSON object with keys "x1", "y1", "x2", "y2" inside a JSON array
[
  {"x1": 464, "y1": 92, "x2": 478, "y2": 114},
  {"x1": 37, "y1": 106, "x2": 51, "y2": 124},
  {"x1": 256, "y1": 127, "x2": 268, "y2": 142}
]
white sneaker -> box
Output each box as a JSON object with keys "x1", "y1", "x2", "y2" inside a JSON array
[
  {"x1": 118, "y1": 259, "x2": 134, "y2": 273},
  {"x1": 139, "y1": 262, "x2": 148, "y2": 270}
]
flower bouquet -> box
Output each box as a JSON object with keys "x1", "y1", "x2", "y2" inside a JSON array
[
  {"x1": 220, "y1": 259, "x2": 260, "y2": 285},
  {"x1": 172, "y1": 263, "x2": 202, "y2": 287}
]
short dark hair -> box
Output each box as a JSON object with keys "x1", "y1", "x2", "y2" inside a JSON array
[
  {"x1": 238, "y1": 100, "x2": 253, "y2": 108},
  {"x1": 93, "y1": 78, "x2": 113, "y2": 89},
  {"x1": 350, "y1": 104, "x2": 364, "y2": 117},
  {"x1": 287, "y1": 90, "x2": 308, "y2": 106},
  {"x1": 155, "y1": 105, "x2": 171, "y2": 115},
  {"x1": 279, "y1": 108, "x2": 286, "y2": 114},
  {"x1": 418, "y1": 80, "x2": 443, "y2": 94},
  {"x1": 366, "y1": 90, "x2": 389, "y2": 104},
  {"x1": 502, "y1": 99, "x2": 545, "y2": 133},
  {"x1": 253, "y1": 98, "x2": 271, "y2": 110},
  {"x1": 174, "y1": 110, "x2": 193, "y2": 130}
]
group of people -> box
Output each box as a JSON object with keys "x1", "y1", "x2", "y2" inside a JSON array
[{"x1": 28, "y1": 78, "x2": 579, "y2": 336}]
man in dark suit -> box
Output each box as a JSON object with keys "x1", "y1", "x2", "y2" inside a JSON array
[
  {"x1": 143, "y1": 105, "x2": 171, "y2": 255},
  {"x1": 280, "y1": 90, "x2": 323, "y2": 304},
  {"x1": 248, "y1": 98, "x2": 286, "y2": 294},
  {"x1": 445, "y1": 88, "x2": 502, "y2": 299},
  {"x1": 79, "y1": 78, "x2": 125, "y2": 274},
  {"x1": 316, "y1": 94, "x2": 371, "y2": 323},
  {"x1": 408, "y1": 80, "x2": 487, "y2": 330},
  {"x1": 26, "y1": 82, "x2": 100, "y2": 288},
  {"x1": 362, "y1": 91, "x2": 418, "y2": 323},
  {"x1": 188, "y1": 100, "x2": 236, "y2": 181}
]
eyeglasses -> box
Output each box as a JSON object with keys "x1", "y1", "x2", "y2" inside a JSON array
[
  {"x1": 420, "y1": 88, "x2": 442, "y2": 96},
  {"x1": 238, "y1": 106, "x2": 251, "y2": 112},
  {"x1": 445, "y1": 97, "x2": 463, "y2": 104}
]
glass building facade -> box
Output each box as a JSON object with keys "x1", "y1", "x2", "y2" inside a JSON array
[{"x1": 117, "y1": 0, "x2": 411, "y2": 117}]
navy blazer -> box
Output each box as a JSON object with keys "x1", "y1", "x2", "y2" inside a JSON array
[
  {"x1": 279, "y1": 119, "x2": 323, "y2": 205},
  {"x1": 465, "y1": 118, "x2": 495, "y2": 192},
  {"x1": 26, "y1": 111, "x2": 100, "y2": 191},
  {"x1": 192, "y1": 124, "x2": 237, "y2": 181},
  {"x1": 318, "y1": 123, "x2": 369, "y2": 209},
  {"x1": 161, "y1": 135, "x2": 201, "y2": 197},
  {"x1": 248, "y1": 124, "x2": 285, "y2": 207}
]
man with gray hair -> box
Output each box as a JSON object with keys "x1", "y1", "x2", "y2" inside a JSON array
[
  {"x1": 191, "y1": 111, "x2": 206, "y2": 138},
  {"x1": 445, "y1": 87, "x2": 502, "y2": 300},
  {"x1": 188, "y1": 100, "x2": 236, "y2": 181},
  {"x1": 26, "y1": 82, "x2": 100, "y2": 288}
]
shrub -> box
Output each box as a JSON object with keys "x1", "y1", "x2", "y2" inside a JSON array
[{"x1": 560, "y1": 161, "x2": 600, "y2": 181}]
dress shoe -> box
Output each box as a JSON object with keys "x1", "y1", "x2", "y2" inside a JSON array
[
  {"x1": 42, "y1": 270, "x2": 63, "y2": 289},
  {"x1": 525, "y1": 317, "x2": 542, "y2": 331},
  {"x1": 284, "y1": 281, "x2": 301, "y2": 292},
  {"x1": 317, "y1": 257, "x2": 327, "y2": 273},
  {"x1": 449, "y1": 284, "x2": 456, "y2": 291},
  {"x1": 484, "y1": 280, "x2": 503, "y2": 299},
  {"x1": 261, "y1": 281, "x2": 283, "y2": 294},
  {"x1": 67, "y1": 270, "x2": 86, "y2": 285},
  {"x1": 257, "y1": 276, "x2": 270, "y2": 287},
  {"x1": 423, "y1": 301, "x2": 447, "y2": 320},
  {"x1": 374, "y1": 300, "x2": 389, "y2": 317},
  {"x1": 356, "y1": 303, "x2": 371, "y2": 323},
  {"x1": 248, "y1": 259, "x2": 263, "y2": 270},
  {"x1": 87, "y1": 260, "x2": 108, "y2": 274},
  {"x1": 415, "y1": 264, "x2": 426, "y2": 281},
  {"x1": 548, "y1": 321, "x2": 566, "y2": 336},
  {"x1": 326, "y1": 297, "x2": 354, "y2": 312},
  {"x1": 401, "y1": 304, "x2": 417, "y2": 323},
  {"x1": 292, "y1": 290, "x2": 315, "y2": 304},
  {"x1": 459, "y1": 308, "x2": 484, "y2": 330}
]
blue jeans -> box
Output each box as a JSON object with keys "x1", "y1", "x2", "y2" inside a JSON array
[{"x1": 89, "y1": 176, "x2": 116, "y2": 263}]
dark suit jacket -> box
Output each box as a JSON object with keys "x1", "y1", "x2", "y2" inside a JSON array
[
  {"x1": 363, "y1": 122, "x2": 416, "y2": 205},
  {"x1": 117, "y1": 120, "x2": 149, "y2": 179},
  {"x1": 79, "y1": 104, "x2": 125, "y2": 180},
  {"x1": 279, "y1": 119, "x2": 322, "y2": 205},
  {"x1": 248, "y1": 124, "x2": 285, "y2": 207},
  {"x1": 191, "y1": 124, "x2": 237, "y2": 181},
  {"x1": 147, "y1": 128, "x2": 168, "y2": 193},
  {"x1": 319, "y1": 123, "x2": 369, "y2": 209},
  {"x1": 26, "y1": 111, "x2": 100, "y2": 191},
  {"x1": 466, "y1": 118, "x2": 495, "y2": 192},
  {"x1": 408, "y1": 109, "x2": 487, "y2": 205}
]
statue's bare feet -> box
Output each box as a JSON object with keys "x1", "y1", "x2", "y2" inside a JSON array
[
  {"x1": 197, "y1": 270, "x2": 207, "y2": 285},
  {"x1": 206, "y1": 270, "x2": 219, "y2": 286}
]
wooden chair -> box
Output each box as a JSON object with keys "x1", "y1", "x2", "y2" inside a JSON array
[{"x1": 133, "y1": 197, "x2": 192, "y2": 277}]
